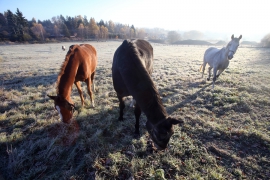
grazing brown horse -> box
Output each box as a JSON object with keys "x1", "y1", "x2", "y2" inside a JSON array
[
  {"x1": 48, "y1": 44, "x2": 97, "y2": 123},
  {"x1": 112, "y1": 39, "x2": 183, "y2": 150}
]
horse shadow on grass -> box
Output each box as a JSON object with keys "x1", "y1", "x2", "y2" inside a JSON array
[
  {"x1": 161, "y1": 81, "x2": 270, "y2": 179},
  {"x1": 0, "y1": 100, "x2": 152, "y2": 179},
  {"x1": 166, "y1": 82, "x2": 212, "y2": 115},
  {"x1": 1, "y1": 73, "x2": 58, "y2": 91}
]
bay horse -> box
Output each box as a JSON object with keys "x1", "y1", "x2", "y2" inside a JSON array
[
  {"x1": 48, "y1": 44, "x2": 97, "y2": 123},
  {"x1": 200, "y1": 34, "x2": 242, "y2": 88},
  {"x1": 112, "y1": 39, "x2": 183, "y2": 150}
]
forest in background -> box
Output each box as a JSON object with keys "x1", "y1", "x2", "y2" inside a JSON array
[
  {"x1": 0, "y1": 8, "x2": 167, "y2": 43},
  {"x1": 0, "y1": 8, "x2": 270, "y2": 46}
]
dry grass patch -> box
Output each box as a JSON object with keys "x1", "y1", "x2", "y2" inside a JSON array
[{"x1": 0, "y1": 42, "x2": 270, "y2": 179}]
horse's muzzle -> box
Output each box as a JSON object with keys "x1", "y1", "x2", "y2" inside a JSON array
[{"x1": 228, "y1": 55, "x2": 233, "y2": 60}]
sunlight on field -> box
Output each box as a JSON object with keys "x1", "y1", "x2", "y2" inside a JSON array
[{"x1": 0, "y1": 41, "x2": 270, "y2": 179}]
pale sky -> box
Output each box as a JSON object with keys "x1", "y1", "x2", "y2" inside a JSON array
[{"x1": 0, "y1": 0, "x2": 269, "y2": 42}]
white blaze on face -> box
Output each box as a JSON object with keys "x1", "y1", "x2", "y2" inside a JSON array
[
  {"x1": 55, "y1": 105, "x2": 63, "y2": 121},
  {"x1": 130, "y1": 99, "x2": 136, "y2": 107}
]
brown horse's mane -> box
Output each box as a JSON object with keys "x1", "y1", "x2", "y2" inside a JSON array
[{"x1": 56, "y1": 44, "x2": 80, "y2": 94}]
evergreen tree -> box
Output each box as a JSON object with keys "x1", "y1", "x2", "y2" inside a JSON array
[
  {"x1": 6, "y1": 9, "x2": 28, "y2": 41},
  {"x1": 15, "y1": 8, "x2": 28, "y2": 41},
  {"x1": 6, "y1": 10, "x2": 18, "y2": 41},
  {"x1": 98, "y1": 20, "x2": 105, "y2": 27},
  {"x1": 0, "y1": 13, "x2": 7, "y2": 27},
  {"x1": 62, "y1": 23, "x2": 70, "y2": 37}
]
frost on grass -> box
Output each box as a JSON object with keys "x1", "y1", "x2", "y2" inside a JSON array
[{"x1": 0, "y1": 42, "x2": 270, "y2": 179}]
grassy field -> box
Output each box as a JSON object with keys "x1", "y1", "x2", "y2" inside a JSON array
[{"x1": 0, "y1": 41, "x2": 270, "y2": 180}]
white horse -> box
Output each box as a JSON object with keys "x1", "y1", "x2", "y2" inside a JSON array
[{"x1": 200, "y1": 34, "x2": 242, "y2": 88}]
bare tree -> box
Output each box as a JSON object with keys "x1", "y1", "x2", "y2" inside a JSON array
[
  {"x1": 261, "y1": 33, "x2": 270, "y2": 47},
  {"x1": 183, "y1": 30, "x2": 204, "y2": 40},
  {"x1": 78, "y1": 23, "x2": 84, "y2": 39},
  {"x1": 89, "y1": 18, "x2": 99, "y2": 39},
  {"x1": 99, "y1": 25, "x2": 108, "y2": 40},
  {"x1": 167, "y1": 31, "x2": 181, "y2": 44},
  {"x1": 31, "y1": 23, "x2": 45, "y2": 40},
  {"x1": 137, "y1": 28, "x2": 146, "y2": 39}
]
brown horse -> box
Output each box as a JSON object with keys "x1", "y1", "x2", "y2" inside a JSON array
[
  {"x1": 48, "y1": 44, "x2": 97, "y2": 123},
  {"x1": 112, "y1": 39, "x2": 183, "y2": 150}
]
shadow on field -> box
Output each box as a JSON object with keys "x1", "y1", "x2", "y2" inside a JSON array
[
  {"x1": 1, "y1": 74, "x2": 57, "y2": 91},
  {"x1": 0, "y1": 102, "x2": 151, "y2": 179},
  {"x1": 192, "y1": 119, "x2": 270, "y2": 179},
  {"x1": 160, "y1": 79, "x2": 270, "y2": 179},
  {"x1": 166, "y1": 83, "x2": 212, "y2": 114}
]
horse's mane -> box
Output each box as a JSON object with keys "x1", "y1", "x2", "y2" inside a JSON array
[
  {"x1": 56, "y1": 44, "x2": 80, "y2": 93},
  {"x1": 124, "y1": 40, "x2": 167, "y2": 116}
]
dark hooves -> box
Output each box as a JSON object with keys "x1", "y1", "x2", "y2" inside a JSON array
[
  {"x1": 133, "y1": 131, "x2": 140, "y2": 139},
  {"x1": 118, "y1": 117, "x2": 124, "y2": 121},
  {"x1": 207, "y1": 78, "x2": 210, "y2": 81}
]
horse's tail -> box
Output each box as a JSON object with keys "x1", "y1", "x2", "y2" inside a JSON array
[{"x1": 199, "y1": 64, "x2": 203, "y2": 72}]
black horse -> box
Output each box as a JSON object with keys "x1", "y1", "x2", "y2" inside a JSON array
[{"x1": 112, "y1": 39, "x2": 183, "y2": 150}]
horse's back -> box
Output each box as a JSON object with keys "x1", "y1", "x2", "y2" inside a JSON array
[
  {"x1": 112, "y1": 39, "x2": 153, "y2": 97},
  {"x1": 204, "y1": 47, "x2": 220, "y2": 56},
  {"x1": 204, "y1": 47, "x2": 222, "y2": 63},
  {"x1": 81, "y1": 44, "x2": 97, "y2": 56},
  {"x1": 68, "y1": 44, "x2": 97, "y2": 81}
]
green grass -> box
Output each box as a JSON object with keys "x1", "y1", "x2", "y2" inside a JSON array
[{"x1": 0, "y1": 42, "x2": 270, "y2": 179}]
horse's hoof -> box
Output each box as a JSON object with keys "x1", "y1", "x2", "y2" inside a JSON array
[
  {"x1": 207, "y1": 78, "x2": 210, "y2": 81},
  {"x1": 133, "y1": 132, "x2": 140, "y2": 139},
  {"x1": 118, "y1": 117, "x2": 124, "y2": 121}
]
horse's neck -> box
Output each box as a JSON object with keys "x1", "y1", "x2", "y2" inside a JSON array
[
  {"x1": 221, "y1": 47, "x2": 229, "y2": 60},
  {"x1": 57, "y1": 62, "x2": 78, "y2": 101},
  {"x1": 140, "y1": 94, "x2": 167, "y2": 123},
  {"x1": 224, "y1": 42, "x2": 232, "y2": 57},
  {"x1": 58, "y1": 75, "x2": 73, "y2": 101}
]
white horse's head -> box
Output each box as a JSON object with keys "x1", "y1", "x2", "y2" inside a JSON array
[{"x1": 227, "y1": 34, "x2": 242, "y2": 60}]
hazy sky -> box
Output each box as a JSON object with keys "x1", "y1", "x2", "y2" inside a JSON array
[{"x1": 0, "y1": 0, "x2": 269, "y2": 42}]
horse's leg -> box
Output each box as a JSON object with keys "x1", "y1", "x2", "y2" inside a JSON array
[
  {"x1": 134, "y1": 103, "x2": 141, "y2": 135},
  {"x1": 91, "y1": 71, "x2": 96, "y2": 92},
  {"x1": 212, "y1": 68, "x2": 218, "y2": 88},
  {"x1": 216, "y1": 69, "x2": 224, "y2": 79},
  {"x1": 202, "y1": 62, "x2": 207, "y2": 78},
  {"x1": 74, "y1": 81, "x2": 85, "y2": 106},
  {"x1": 86, "y1": 78, "x2": 95, "y2": 107},
  {"x1": 117, "y1": 94, "x2": 125, "y2": 121},
  {"x1": 207, "y1": 67, "x2": 212, "y2": 81}
]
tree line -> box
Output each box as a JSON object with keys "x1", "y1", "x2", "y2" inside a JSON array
[
  {"x1": 0, "y1": 8, "x2": 150, "y2": 42},
  {"x1": 1, "y1": 8, "x2": 270, "y2": 46}
]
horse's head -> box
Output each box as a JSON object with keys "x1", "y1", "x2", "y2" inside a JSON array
[
  {"x1": 47, "y1": 95, "x2": 75, "y2": 123},
  {"x1": 146, "y1": 117, "x2": 183, "y2": 150},
  {"x1": 227, "y1": 34, "x2": 242, "y2": 60}
]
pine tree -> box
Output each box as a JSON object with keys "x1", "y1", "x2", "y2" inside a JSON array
[
  {"x1": 62, "y1": 23, "x2": 70, "y2": 37},
  {"x1": 15, "y1": 8, "x2": 28, "y2": 41},
  {"x1": 7, "y1": 10, "x2": 18, "y2": 36}
]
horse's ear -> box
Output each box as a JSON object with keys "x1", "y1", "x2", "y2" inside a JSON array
[
  {"x1": 47, "y1": 95, "x2": 57, "y2": 100},
  {"x1": 239, "y1": 35, "x2": 242, "y2": 39},
  {"x1": 167, "y1": 117, "x2": 184, "y2": 125},
  {"x1": 231, "y1": 34, "x2": 234, "y2": 39}
]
